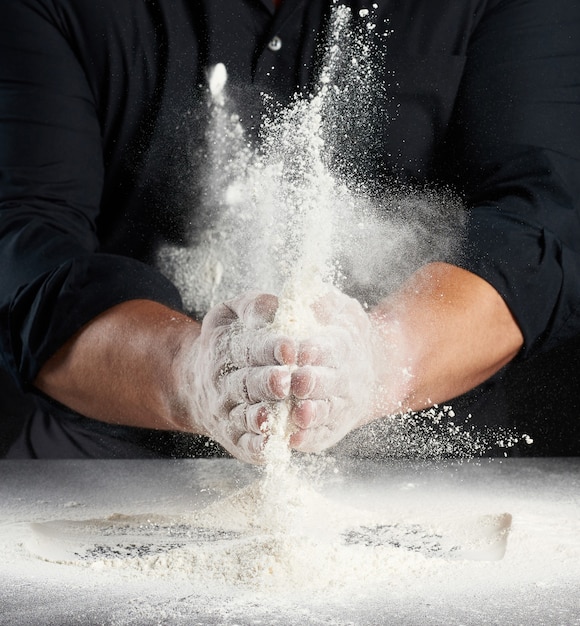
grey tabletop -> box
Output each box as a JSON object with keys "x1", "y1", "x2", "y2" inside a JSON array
[{"x1": 1, "y1": 457, "x2": 579, "y2": 625}]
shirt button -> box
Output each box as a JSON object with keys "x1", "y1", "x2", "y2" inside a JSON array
[{"x1": 268, "y1": 36, "x2": 283, "y2": 52}]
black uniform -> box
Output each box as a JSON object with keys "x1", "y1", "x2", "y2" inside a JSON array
[{"x1": 1, "y1": 0, "x2": 579, "y2": 457}]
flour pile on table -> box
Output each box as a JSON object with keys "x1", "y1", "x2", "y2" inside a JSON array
[{"x1": 34, "y1": 459, "x2": 511, "y2": 594}]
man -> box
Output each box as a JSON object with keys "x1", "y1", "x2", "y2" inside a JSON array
[{"x1": 0, "y1": 0, "x2": 578, "y2": 459}]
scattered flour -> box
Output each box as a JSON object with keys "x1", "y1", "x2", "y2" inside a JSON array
[
  {"x1": 156, "y1": 3, "x2": 487, "y2": 460},
  {"x1": 39, "y1": 460, "x2": 512, "y2": 595},
  {"x1": 157, "y1": 4, "x2": 465, "y2": 317},
  {"x1": 4, "y1": 458, "x2": 580, "y2": 625},
  {"x1": 154, "y1": 6, "x2": 527, "y2": 556}
]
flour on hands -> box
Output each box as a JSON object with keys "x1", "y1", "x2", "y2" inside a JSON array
[
  {"x1": 287, "y1": 286, "x2": 379, "y2": 453},
  {"x1": 182, "y1": 291, "x2": 295, "y2": 463}
]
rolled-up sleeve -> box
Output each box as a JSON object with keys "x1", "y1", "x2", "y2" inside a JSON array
[
  {"x1": 0, "y1": 0, "x2": 182, "y2": 390},
  {"x1": 454, "y1": 0, "x2": 580, "y2": 355}
]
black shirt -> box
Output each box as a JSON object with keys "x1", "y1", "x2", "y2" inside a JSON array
[{"x1": 1, "y1": 0, "x2": 579, "y2": 457}]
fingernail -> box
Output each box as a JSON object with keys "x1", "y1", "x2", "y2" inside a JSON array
[
  {"x1": 276, "y1": 341, "x2": 296, "y2": 365},
  {"x1": 292, "y1": 369, "x2": 316, "y2": 399}
]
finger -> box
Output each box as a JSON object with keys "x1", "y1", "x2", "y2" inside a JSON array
[
  {"x1": 291, "y1": 365, "x2": 347, "y2": 400},
  {"x1": 228, "y1": 331, "x2": 297, "y2": 367},
  {"x1": 224, "y1": 292, "x2": 279, "y2": 329},
  {"x1": 289, "y1": 424, "x2": 336, "y2": 453},
  {"x1": 223, "y1": 366, "x2": 291, "y2": 406},
  {"x1": 289, "y1": 400, "x2": 352, "y2": 453},
  {"x1": 291, "y1": 396, "x2": 346, "y2": 429},
  {"x1": 291, "y1": 365, "x2": 318, "y2": 399},
  {"x1": 296, "y1": 331, "x2": 351, "y2": 367},
  {"x1": 288, "y1": 427, "x2": 307, "y2": 448},
  {"x1": 235, "y1": 431, "x2": 266, "y2": 464},
  {"x1": 229, "y1": 402, "x2": 270, "y2": 435},
  {"x1": 203, "y1": 301, "x2": 239, "y2": 330},
  {"x1": 296, "y1": 340, "x2": 322, "y2": 367},
  {"x1": 291, "y1": 398, "x2": 330, "y2": 429},
  {"x1": 275, "y1": 339, "x2": 297, "y2": 366},
  {"x1": 246, "y1": 366, "x2": 291, "y2": 401},
  {"x1": 215, "y1": 408, "x2": 267, "y2": 464}
]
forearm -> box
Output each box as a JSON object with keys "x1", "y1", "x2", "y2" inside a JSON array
[
  {"x1": 368, "y1": 262, "x2": 524, "y2": 417},
  {"x1": 34, "y1": 299, "x2": 203, "y2": 433}
]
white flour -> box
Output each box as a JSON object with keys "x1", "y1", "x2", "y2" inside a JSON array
[
  {"x1": 36, "y1": 459, "x2": 513, "y2": 595},
  {"x1": 3, "y1": 458, "x2": 580, "y2": 626},
  {"x1": 157, "y1": 4, "x2": 465, "y2": 316},
  {"x1": 156, "y1": 9, "x2": 527, "y2": 597},
  {"x1": 156, "y1": 3, "x2": 492, "y2": 459}
]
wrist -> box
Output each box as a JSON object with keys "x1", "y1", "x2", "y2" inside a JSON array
[
  {"x1": 366, "y1": 304, "x2": 416, "y2": 421},
  {"x1": 161, "y1": 318, "x2": 207, "y2": 434},
  {"x1": 35, "y1": 300, "x2": 205, "y2": 432}
]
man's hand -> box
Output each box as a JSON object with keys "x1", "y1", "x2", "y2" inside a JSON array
[
  {"x1": 286, "y1": 287, "x2": 383, "y2": 453},
  {"x1": 35, "y1": 294, "x2": 296, "y2": 463},
  {"x1": 181, "y1": 292, "x2": 296, "y2": 463},
  {"x1": 283, "y1": 262, "x2": 525, "y2": 455}
]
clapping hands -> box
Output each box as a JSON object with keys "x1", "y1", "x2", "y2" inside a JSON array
[{"x1": 187, "y1": 287, "x2": 380, "y2": 463}]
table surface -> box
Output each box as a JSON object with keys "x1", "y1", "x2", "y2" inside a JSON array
[{"x1": 1, "y1": 457, "x2": 579, "y2": 626}]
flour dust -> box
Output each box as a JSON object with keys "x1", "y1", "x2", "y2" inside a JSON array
[
  {"x1": 157, "y1": 5, "x2": 464, "y2": 316},
  {"x1": 155, "y1": 5, "x2": 491, "y2": 462}
]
